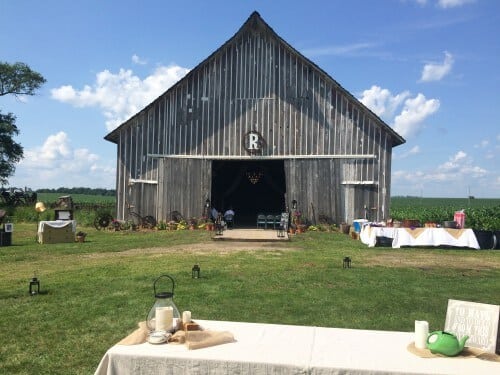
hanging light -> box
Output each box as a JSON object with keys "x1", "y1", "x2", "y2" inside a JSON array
[{"x1": 246, "y1": 170, "x2": 263, "y2": 184}]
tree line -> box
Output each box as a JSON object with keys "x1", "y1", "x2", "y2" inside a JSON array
[{"x1": 36, "y1": 187, "x2": 116, "y2": 196}]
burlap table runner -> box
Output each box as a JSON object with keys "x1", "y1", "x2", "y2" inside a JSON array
[
  {"x1": 407, "y1": 342, "x2": 500, "y2": 362},
  {"x1": 116, "y1": 321, "x2": 234, "y2": 350},
  {"x1": 404, "y1": 228, "x2": 426, "y2": 239},
  {"x1": 444, "y1": 228, "x2": 467, "y2": 240}
]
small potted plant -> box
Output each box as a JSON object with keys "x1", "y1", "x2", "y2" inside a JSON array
[
  {"x1": 188, "y1": 217, "x2": 198, "y2": 230},
  {"x1": 76, "y1": 231, "x2": 87, "y2": 243}
]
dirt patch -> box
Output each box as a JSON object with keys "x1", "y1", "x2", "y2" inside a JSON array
[
  {"x1": 82, "y1": 241, "x2": 296, "y2": 259},
  {"x1": 364, "y1": 252, "x2": 498, "y2": 271}
]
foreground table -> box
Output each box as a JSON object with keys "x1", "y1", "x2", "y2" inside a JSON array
[
  {"x1": 94, "y1": 320, "x2": 498, "y2": 375},
  {"x1": 360, "y1": 226, "x2": 480, "y2": 249}
]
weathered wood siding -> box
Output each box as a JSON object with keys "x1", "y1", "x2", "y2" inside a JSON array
[
  {"x1": 157, "y1": 158, "x2": 211, "y2": 220},
  {"x1": 109, "y1": 13, "x2": 401, "y2": 223}
]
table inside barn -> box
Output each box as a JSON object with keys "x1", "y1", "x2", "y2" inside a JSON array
[
  {"x1": 94, "y1": 320, "x2": 497, "y2": 375},
  {"x1": 360, "y1": 226, "x2": 480, "y2": 249}
]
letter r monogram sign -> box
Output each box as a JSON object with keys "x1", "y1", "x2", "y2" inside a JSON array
[{"x1": 243, "y1": 131, "x2": 266, "y2": 155}]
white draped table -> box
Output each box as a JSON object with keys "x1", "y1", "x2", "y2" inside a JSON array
[
  {"x1": 360, "y1": 226, "x2": 480, "y2": 249},
  {"x1": 94, "y1": 320, "x2": 498, "y2": 375}
]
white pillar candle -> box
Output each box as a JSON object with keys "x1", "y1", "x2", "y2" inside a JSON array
[
  {"x1": 156, "y1": 306, "x2": 173, "y2": 332},
  {"x1": 414, "y1": 320, "x2": 429, "y2": 349},
  {"x1": 182, "y1": 310, "x2": 192, "y2": 324}
]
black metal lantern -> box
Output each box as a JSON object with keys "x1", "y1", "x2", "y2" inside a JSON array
[
  {"x1": 205, "y1": 199, "x2": 210, "y2": 209},
  {"x1": 343, "y1": 257, "x2": 352, "y2": 269},
  {"x1": 29, "y1": 275, "x2": 40, "y2": 295},
  {"x1": 192, "y1": 264, "x2": 200, "y2": 279},
  {"x1": 292, "y1": 199, "x2": 297, "y2": 210}
]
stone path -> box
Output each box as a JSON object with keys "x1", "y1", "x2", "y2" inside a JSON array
[{"x1": 212, "y1": 228, "x2": 289, "y2": 242}]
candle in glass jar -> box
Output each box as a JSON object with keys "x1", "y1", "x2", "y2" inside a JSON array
[
  {"x1": 414, "y1": 320, "x2": 429, "y2": 349},
  {"x1": 156, "y1": 306, "x2": 173, "y2": 331},
  {"x1": 182, "y1": 310, "x2": 192, "y2": 324}
]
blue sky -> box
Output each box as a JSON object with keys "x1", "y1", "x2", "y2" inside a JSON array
[{"x1": 1, "y1": 0, "x2": 498, "y2": 197}]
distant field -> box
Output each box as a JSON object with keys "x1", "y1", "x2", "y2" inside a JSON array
[
  {"x1": 37, "y1": 193, "x2": 116, "y2": 205},
  {"x1": 390, "y1": 197, "x2": 499, "y2": 230},
  {"x1": 35, "y1": 194, "x2": 499, "y2": 208},
  {"x1": 6, "y1": 193, "x2": 499, "y2": 230},
  {"x1": 391, "y1": 196, "x2": 500, "y2": 209}
]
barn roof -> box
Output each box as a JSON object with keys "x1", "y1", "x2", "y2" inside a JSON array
[{"x1": 105, "y1": 11, "x2": 405, "y2": 147}]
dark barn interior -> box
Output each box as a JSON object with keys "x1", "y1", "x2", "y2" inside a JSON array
[{"x1": 211, "y1": 160, "x2": 286, "y2": 226}]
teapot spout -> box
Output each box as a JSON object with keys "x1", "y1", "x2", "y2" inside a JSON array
[{"x1": 459, "y1": 335, "x2": 469, "y2": 350}]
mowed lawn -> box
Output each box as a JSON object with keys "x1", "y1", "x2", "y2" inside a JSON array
[{"x1": 0, "y1": 224, "x2": 499, "y2": 374}]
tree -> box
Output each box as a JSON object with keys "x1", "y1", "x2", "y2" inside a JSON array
[
  {"x1": 0, "y1": 112, "x2": 23, "y2": 185},
  {"x1": 0, "y1": 62, "x2": 46, "y2": 97},
  {"x1": 0, "y1": 62, "x2": 46, "y2": 185}
]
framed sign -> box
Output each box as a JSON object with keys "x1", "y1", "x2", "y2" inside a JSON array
[
  {"x1": 243, "y1": 131, "x2": 266, "y2": 155},
  {"x1": 444, "y1": 299, "x2": 499, "y2": 353}
]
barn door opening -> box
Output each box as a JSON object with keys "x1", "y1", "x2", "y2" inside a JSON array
[{"x1": 211, "y1": 160, "x2": 286, "y2": 226}]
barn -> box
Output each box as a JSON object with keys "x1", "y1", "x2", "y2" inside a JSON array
[{"x1": 104, "y1": 11, "x2": 405, "y2": 227}]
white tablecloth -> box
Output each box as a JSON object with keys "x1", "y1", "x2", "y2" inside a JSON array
[
  {"x1": 37, "y1": 220, "x2": 77, "y2": 232},
  {"x1": 360, "y1": 226, "x2": 480, "y2": 249},
  {"x1": 94, "y1": 320, "x2": 498, "y2": 375}
]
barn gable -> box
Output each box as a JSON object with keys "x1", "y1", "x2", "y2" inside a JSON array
[{"x1": 104, "y1": 11, "x2": 405, "y2": 226}]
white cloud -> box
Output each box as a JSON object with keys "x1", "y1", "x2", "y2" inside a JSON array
[
  {"x1": 393, "y1": 94, "x2": 440, "y2": 138},
  {"x1": 437, "y1": 0, "x2": 475, "y2": 9},
  {"x1": 302, "y1": 42, "x2": 376, "y2": 57},
  {"x1": 393, "y1": 150, "x2": 488, "y2": 186},
  {"x1": 495, "y1": 176, "x2": 500, "y2": 189},
  {"x1": 406, "y1": 0, "x2": 475, "y2": 8},
  {"x1": 359, "y1": 86, "x2": 440, "y2": 139},
  {"x1": 394, "y1": 145, "x2": 421, "y2": 160},
  {"x1": 132, "y1": 54, "x2": 147, "y2": 65},
  {"x1": 420, "y1": 52, "x2": 454, "y2": 82},
  {"x1": 51, "y1": 64, "x2": 190, "y2": 131},
  {"x1": 359, "y1": 86, "x2": 410, "y2": 118},
  {"x1": 474, "y1": 140, "x2": 489, "y2": 148},
  {"x1": 15, "y1": 132, "x2": 115, "y2": 189}
]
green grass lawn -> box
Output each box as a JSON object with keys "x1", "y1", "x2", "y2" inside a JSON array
[{"x1": 0, "y1": 224, "x2": 499, "y2": 374}]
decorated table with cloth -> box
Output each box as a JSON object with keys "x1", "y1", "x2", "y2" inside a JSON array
[
  {"x1": 37, "y1": 220, "x2": 77, "y2": 244},
  {"x1": 360, "y1": 226, "x2": 480, "y2": 249},
  {"x1": 94, "y1": 320, "x2": 499, "y2": 375}
]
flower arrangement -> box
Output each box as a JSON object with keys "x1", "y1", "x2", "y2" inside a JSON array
[
  {"x1": 167, "y1": 220, "x2": 178, "y2": 230},
  {"x1": 292, "y1": 211, "x2": 302, "y2": 225},
  {"x1": 76, "y1": 231, "x2": 87, "y2": 242},
  {"x1": 177, "y1": 219, "x2": 188, "y2": 230},
  {"x1": 112, "y1": 219, "x2": 121, "y2": 231},
  {"x1": 156, "y1": 221, "x2": 168, "y2": 230}
]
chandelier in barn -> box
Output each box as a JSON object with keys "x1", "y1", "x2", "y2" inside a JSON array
[{"x1": 246, "y1": 170, "x2": 263, "y2": 184}]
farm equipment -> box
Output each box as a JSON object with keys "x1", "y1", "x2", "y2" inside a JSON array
[
  {"x1": 0, "y1": 187, "x2": 37, "y2": 206},
  {"x1": 93, "y1": 208, "x2": 156, "y2": 231}
]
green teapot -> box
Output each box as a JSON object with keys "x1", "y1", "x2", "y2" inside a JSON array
[{"x1": 426, "y1": 331, "x2": 468, "y2": 356}]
